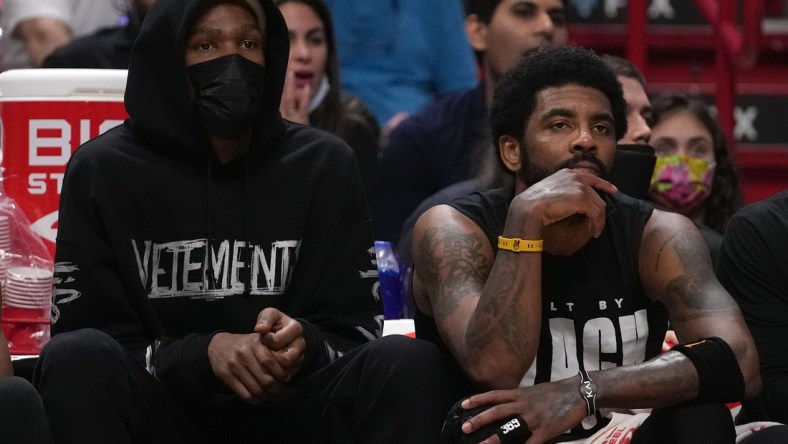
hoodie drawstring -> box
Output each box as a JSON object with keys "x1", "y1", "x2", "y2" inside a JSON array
[
  {"x1": 205, "y1": 156, "x2": 218, "y2": 291},
  {"x1": 242, "y1": 161, "x2": 251, "y2": 297}
]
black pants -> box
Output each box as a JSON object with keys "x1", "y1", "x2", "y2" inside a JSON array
[
  {"x1": 631, "y1": 403, "x2": 736, "y2": 443},
  {"x1": 0, "y1": 376, "x2": 53, "y2": 444},
  {"x1": 34, "y1": 329, "x2": 451, "y2": 444}
]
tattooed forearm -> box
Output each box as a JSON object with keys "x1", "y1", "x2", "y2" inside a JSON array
[
  {"x1": 665, "y1": 230, "x2": 723, "y2": 309},
  {"x1": 598, "y1": 351, "x2": 698, "y2": 408},
  {"x1": 417, "y1": 223, "x2": 540, "y2": 367},
  {"x1": 465, "y1": 255, "x2": 524, "y2": 353}
]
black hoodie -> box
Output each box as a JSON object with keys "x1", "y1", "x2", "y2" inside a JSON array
[{"x1": 51, "y1": 0, "x2": 381, "y2": 399}]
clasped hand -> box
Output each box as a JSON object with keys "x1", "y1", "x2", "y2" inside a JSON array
[{"x1": 208, "y1": 307, "x2": 306, "y2": 404}]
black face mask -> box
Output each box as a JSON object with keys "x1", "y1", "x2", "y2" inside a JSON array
[{"x1": 187, "y1": 54, "x2": 266, "y2": 139}]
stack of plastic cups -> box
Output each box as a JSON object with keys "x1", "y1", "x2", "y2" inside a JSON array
[
  {"x1": 0, "y1": 216, "x2": 12, "y2": 282},
  {"x1": 1, "y1": 267, "x2": 54, "y2": 355}
]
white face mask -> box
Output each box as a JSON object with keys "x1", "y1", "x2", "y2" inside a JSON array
[{"x1": 308, "y1": 75, "x2": 330, "y2": 113}]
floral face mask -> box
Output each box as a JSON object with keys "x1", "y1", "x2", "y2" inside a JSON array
[{"x1": 649, "y1": 154, "x2": 715, "y2": 215}]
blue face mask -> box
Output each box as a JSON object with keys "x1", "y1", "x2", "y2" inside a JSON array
[{"x1": 187, "y1": 54, "x2": 266, "y2": 139}]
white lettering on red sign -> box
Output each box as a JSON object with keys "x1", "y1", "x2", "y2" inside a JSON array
[{"x1": 26, "y1": 118, "x2": 123, "y2": 194}]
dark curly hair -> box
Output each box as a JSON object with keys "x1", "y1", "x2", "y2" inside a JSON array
[
  {"x1": 649, "y1": 92, "x2": 743, "y2": 232},
  {"x1": 465, "y1": 0, "x2": 567, "y2": 22},
  {"x1": 600, "y1": 53, "x2": 646, "y2": 87},
  {"x1": 490, "y1": 46, "x2": 628, "y2": 161},
  {"x1": 464, "y1": 0, "x2": 504, "y2": 22}
]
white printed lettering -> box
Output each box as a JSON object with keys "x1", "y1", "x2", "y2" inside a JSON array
[
  {"x1": 619, "y1": 309, "x2": 649, "y2": 365},
  {"x1": 735, "y1": 106, "x2": 759, "y2": 141},
  {"x1": 132, "y1": 240, "x2": 152, "y2": 288},
  {"x1": 152, "y1": 242, "x2": 168, "y2": 293},
  {"x1": 549, "y1": 317, "x2": 579, "y2": 381},
  {"x1": 209, "y1": 240, "x2": 231, "y2": 288},
  {"x1": 28, "y1": 173, "x2": 47, "y2": 194},
  {"x1": 648, "y1": 0, "x2": 674, "y2": 19},
  {"x1": 181, "y1": 241, "x2": 204, "y2": 292},
  {"x1": 582, "y1": 317, "x2": 618, "y2": 371},
  {"x1": 230, "y1": 241, "x2": 246, "y2": 292},
  {"x1": 80, "y1": 120, "x2": 91, "y2": 145},
  {"x1": 131, "y1": 238, "x2": 301, "y2": 299},
  {"x1": 29, "y1": 119, "x2": 71, "y2": 166}
]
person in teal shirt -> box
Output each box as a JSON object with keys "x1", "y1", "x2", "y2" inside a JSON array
[{"x1": 323, "y1": 0, "x2": 477, "y2": 131}]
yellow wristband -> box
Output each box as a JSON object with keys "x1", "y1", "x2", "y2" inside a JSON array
[{"x1": 497, "y1": 236, "x2": 543, "y2": 253}]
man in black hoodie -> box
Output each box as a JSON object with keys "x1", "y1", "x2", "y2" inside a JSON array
[{"x1": 33, "y1": 1, "x2": 450, "y2": 442}]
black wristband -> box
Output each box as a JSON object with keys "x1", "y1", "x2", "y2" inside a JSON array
[
  {"x1": 671, "y1": 336, "x2": 745, "y2": 403},
  {"x1": 578, "y1": 369, "x2": 597, "y2": 417}
]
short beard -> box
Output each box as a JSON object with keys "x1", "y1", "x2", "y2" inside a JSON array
[{"x1": 519, "y1": 150, "x2": 608, "y2": 186}]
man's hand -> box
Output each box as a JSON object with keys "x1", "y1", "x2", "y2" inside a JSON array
[
  {"x1": 16, "y1": 18, "x2": 73, "y2": 67},
  {"x1": 207, "y1": 309, "x2": 305, "y2": 404},
  {"x1": 509, "y1": 169, "x2": 617, "y2": 256},
  {"x1": 254, "y1": 307, "x2": 306, "y2": 378},
  {"x1": 459, "y1": 378, "x2": 587, "y2": 444}
]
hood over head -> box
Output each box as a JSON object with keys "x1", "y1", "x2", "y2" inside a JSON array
[{"x1": 125, "y1": 0, "x2": 289, "y2": 160}]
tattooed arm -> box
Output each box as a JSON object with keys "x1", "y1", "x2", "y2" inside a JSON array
[
  {"x1": 635, "y1": 210, "x2": 761, "y2": 400},
  {"x1": 565, "y1": 209, "x2": 760, "y2": 410},
  {"x1": 412, "y1": 204, "x2": 543, "y2": 389},
  {"x1": 553, "y1": 210, "x2": 759, "y2": 410},
  {"x1": 412, "y1": 169, "x2": 615, "y2": 389}
]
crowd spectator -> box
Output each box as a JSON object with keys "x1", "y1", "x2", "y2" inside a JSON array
[
  {"x1": 42, "y1": 0, "x2": 155, "y2": 68},
  {"x1": 376, "y1": 0, "x2": 568, "y2": 246},
  {"x1": 323, "y1": 0, "x2": 477, "y2": 132},
  {"x1": 648, "y1": 92, "x2": 744, "y2": 261},
  {"x1": 600, "y1": 54, "x2": 652, "y2": 146},
  {"x1": 716, "y1": 190, "x2": 788, "y2": 426},
  {"x1": 275, "y1": 0, "x2": 379, "y2": 201},
  {"x1": 601, "y1": 54, "x2": 655, "y2": 202},
  {"x1": 0, "y1": 0, "x2": 126, "y2": 69}
]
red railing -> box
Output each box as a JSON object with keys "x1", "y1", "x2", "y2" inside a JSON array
[{"x1": 627, "y1": 0, "x2": 765, "y2": 151}]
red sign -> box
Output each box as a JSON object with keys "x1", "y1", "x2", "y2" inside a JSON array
[{"x1": 0, "y1": 100, "x2": 128, "y2": 256}]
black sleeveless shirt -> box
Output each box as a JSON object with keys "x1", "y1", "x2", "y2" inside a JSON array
[{"x1": 415, "y1": 186, "x2": 669, "y2": 439}]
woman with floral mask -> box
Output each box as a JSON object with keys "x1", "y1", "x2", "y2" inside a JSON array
[
  {"x1": 275, "y1": 0, "x2": 380, "y2": 201},
  {"x1": 648, "y1": 92, "x2": 743, "y2": 262}
]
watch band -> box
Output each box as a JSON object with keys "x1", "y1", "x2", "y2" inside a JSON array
[{"x1": 578, "y1": 369, "x2": 597, "y2": 417}]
